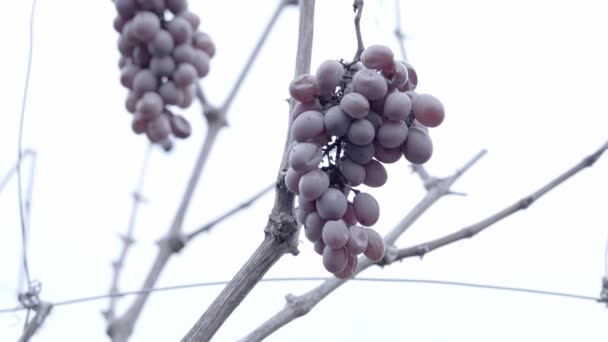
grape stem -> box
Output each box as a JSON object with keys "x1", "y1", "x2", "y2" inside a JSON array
[
  {"x1": 351, "y1": 0, "x2": 365, "y2": 62},
  {"x1": 180, "y1": 1, "x2": 316, "y2": 341}
]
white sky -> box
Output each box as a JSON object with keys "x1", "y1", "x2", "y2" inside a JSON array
[{"x1": 1, "y1": 0, "x2": 607, "y2": 341}]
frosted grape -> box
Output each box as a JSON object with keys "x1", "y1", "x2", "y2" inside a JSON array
[
  {"x1": 353, "y1": 192, "x2": 379, "y2": 227},
  {"x1": 304, "y1": 211, "x2": 325, "y2": 242},
  {"x1": 323, "y1": 246, "x2": 348, "y2": 274},
  {"x1": 340, "y1": 92, "x2": 369, "y2": 119},
  {"x1": 377, "y1": 120, "x2": 408, "y2": 149},
  {"x1": 289, "y1": 74, "x2": 319, "y2": 103},
  {"x1": 314, "y1": 239, "x2": 326, "y2": 256},
  {"x1": 132, "y1": 69, "x2": 158, "y2": 93},
  {"x1": 346, "y1": 225, "x2": 368, "y2": 255},
  {"x1": 291, "y1": 110, "x2": 325, "y2": 142},
  {"x1": 412, "y1": 93, "x2": 445, "y2": 127},
  {"x1": 290, "y1": 100, "x2": 322, "y2": 120},
  {"x1": 316, "y1": 188, "x2": 348, "y2": 220},
  {"x1": 361, "y1": 44, "x2": 394, "y2": 70},
  {"x1": 193, "y1": 32, "x2": 216, "y2": 58},
  {"x1": 132, "y1": 11, "x2": 161, "y2": 42},
  {"x1": 289, "y1": 142, "x2": 323, "y2": 173},
  {"x1": 315, "y1": 59, "x2": 344, "y2": 96},
  {"x1": 131, "y1": 114, "x2": 147, "y2": 134},
  {"x1": 334, "y1": 253, "x2": 358, "y2": 279},
  {"x1": 322, "y1": 220, "x2": 349, "y2": 249},
  {"x1": 344, "y1": 203, "x2": 357, "y2": 226},
  {"x1": 364, "y1": 228, "x2": 385, "y2": 262},
  {"x1": 166, "y1": 0, "x2": 188, "y2": 14},
  {"x1": 172, "y1": 63, "x2": 197, "y2": 88},
  {"x1": 181, "y1": 11, "x2": 201, "y2": 30},
  {"x1": 338, "y1": 157, "x2": 366, "y2": 186},
  {"x1": 352, "y1": 69, "x2": 388, "y2": 100},
  {"x1": 115, "y1": 0, "x2": 137, "y2": 19},
  {"x1": 177, "y1": 85, "x2": 195, "y2": 108},
  {"x1": 346, "y1": 119, "x2": 375, "y2": 145},
  {"x1": 298, "y1": 169, "x2": 329, "y2": 201},
  {"x1": 383, "y1": 91, "x2": 411, "y2": 122},
  {"x1": 324, "y1": 105, "x2": 351, "y2": 137},
  {"x1": 398, "y1": 61, "x2": 418, "y2": 91},
  {"x1": 384, "y1": 60, "x2": 408, "y2": 89},
  {"x1": 363, "y1": 159, "x2": 387, "y2": 187},
  {"x1": 131, "y1": 45, "x2": 151, "y2": 67},
  {"x1": 402, "y1": 126, "x2": 433, "y2": 164},
  {"x1": 344, "y1": 142, "x2": 375, "y2": 165},
  {"x1": 285, "y1": 168, "x2": 301, "y2": 194}
]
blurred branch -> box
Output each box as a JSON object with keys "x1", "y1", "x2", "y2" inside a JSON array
[
  {"x1": 386, "y1": 140, "x2": 608, "y2": 263},
  {"x1": 393, "y1": 0, "x2": 407, "y2": 60},
  {"x1": 18, "y1": 302, "x2": 52, "y2": 342},
  {"x1": 181, "y1": 1, "x2": 316, "y2": 341},
  {"x1": 185, "y1": 184, "x2": 274, "y2": 241},
  {"x1": 105, "y1": 2, "x2": 289, "y2": 341},
  {"x1": 241, "y1": 150, "x2": 485, "y2": 341},
  {"x1": 103, "y1": 145, "x2": 151, "y2": 322},
  {"x1": 352, "y1": 0, "x2": 365, "y2": 62}
]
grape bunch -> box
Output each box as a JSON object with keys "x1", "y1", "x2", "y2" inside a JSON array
[
  {"x1": 113, "y1": 0, "x2": 215, "y2": 145},
  {"x1": 286, "y1": 44, "x2": 445, "y2": 278}
]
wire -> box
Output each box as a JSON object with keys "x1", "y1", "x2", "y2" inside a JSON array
[{"x1": 0, "y1": 276, "x2": 598, "y2": 314}]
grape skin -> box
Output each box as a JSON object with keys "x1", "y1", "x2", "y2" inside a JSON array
[
  {"x1": 291, "y1": 110, "x2": 325, "y2": 142},
  {"x1": 133, "y1": 69, "x2": 158, "y2": 94},
  {"x1": 340, "y1": 92, "x2": 369, "y2": 119},
  {"x1": 304, "y1": 211, "x2": 325, "y2": 242},
  {"x1": 352, "y1": 69, "x2": 388, "y2": 101},
  {"x1": 364, "y1": 228, "x2": 385, "y2": 262},
  {"x1": 316, "y1": 188, "x2": 348, "y2": 220},
  {"x1": 363, "y1": 159, "x2": 387, "y2": 188},
  {"x1": 402, "y1": 126, "x2": 433, "y2": 164},
  {"x1": 411, "y1": 93, "x2": 445, "y2": 127},
  {"x1": 344, "y1": 142, "x2": 375, "y2": 165},
  {"x1": 361, "y1": 45, "x2": 394, "y2": 70},
  {"x1": 289, "y1": 74, "x2": 319, "y2": 103},
  {"x1": 146, "y1": 114, "x2": 171, "y2": 142},
  {"x1": 334, "y1": 253, "x2": 358, "y2": 279},
  {"x1": 346, "y1": 119, "x2": 375, "y2": 145},
  {"x1": 323, "y1": 246, "x2": 348, "y2": 274},
  {"x1": 346, "y1": 225, "x2": 368, "y2": 255},
  {"x1": 170, "y1": 114, "x2": 192, "y2": 138},
  {"x1": 338, "y1": 156, "x2": 366, "y2": 186},
  {"x1": 285, "y1": 168, "x2": 301, "y2": 194},
  {"x1": 298, "y1": 169, "x2": 329, "y2": 201},
  {"x1": 132, "y1": 11, "x2": 161, "y2": 42},
  {"x1": 324, "y1": 105, "x2": 352, "y2": 137},
  {"x1": 314, "y1": 239, "x2": 326, "y2": 256},
  {"x1": 377, "y1": 120, "x2": 408, "y2": 149},
  {"x1": 353, "y1": 192, "x2": 380, "y2": 227},
  {"x1": 288, "y1": 142, "x2": 323, "y2": 173},
  {"x1": 322, "y1": 220, "x2": 349, "y2": 249},
  {"x1": 383, "y1": 91, "x2": 411, "y2": 122},
  {"x1": 315, "y1": 59, "x2": 344, "y2": 96}
]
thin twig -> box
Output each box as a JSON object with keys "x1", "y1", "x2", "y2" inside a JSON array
[
  {"x1": 185, "y1": 184, "x2": 274, "y2": 241},
  {"x1": 181, "y1": 1, "x2": 316, "y2": 341},
  {"x1": 17, "y1": 302, "x2": 52, "y2": 342},
  {"x1": 389, "y1": 140, "x2": 608, "y2": 262},
  {"x1": 103, "y1": 145, "x2": 152, "y2": 322},
  {"x1": 106, "y1": 3, "x2": 289, "y2": 341},
  {"x1": 241, "y1": 150, "x2": 485, "y2": 341},
  {"x1": 351, "y1": 0, "x2": 365, "y2": 62},
  {"x1": 393, "y1": 0, "x2": 407, "y2": 61}
]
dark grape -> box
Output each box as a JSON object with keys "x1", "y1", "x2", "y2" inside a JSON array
[
  {"x1": 191, "y1": 50, "x2": 211, "y2": 77},
  {"x1": 172, "y1": 63, "x2": 197, "y2": 88},
  {"x1": 383, "y1": 91, "x2": 411, "y2": 122},
  {"x1": 334, "y1": 253, "x2": 358, "y2": 279},
  {"x1": 377, "y1": 120, "x2": 408, "y2": 149},
  {"x1": 316, "y1": 188, "x2": 348, "y2": 220},
  {"x1": 136, "y1": 92, "x2": 164, "y2": 118},
  {"x1": 304, "y1": 211, "x2": 325, "y2": 242},
  {"x1": 322, "y1": 220, "x2": 349, "y2": 249},
  {"x1": 149, "y1": 56, "x2": 176, "y2": 77},
  {"x1": 166, "y1": 16, "x2": 193, "y2": 44},
  {"x1": 323, "y1": 246, "x2": 348, "y2": 273},
  {"x1": 344, "y1": 142, "x2": 375, "y2": 165},
  {"x1": 132, "y1": 69, "x2": 158, "y2": 93},
  {"x1": 411, "y1": 93, "x2": 445, "y2": 127},
  {"x1": 159, "y1": 81, "x2": 180, "y2": 105},
  {"x1": 120, "y1": 64, "x2": 141, "y2": 89},
  {"x1": 148, "y1": 29, "x2": 175, "y2": 57},
  {"x1": 364, "y1": 228, "x2": 385, "y2": 262},
  {"x1": 285, "y1": 167, "x2": 301, "y2": 194},
  {"x1": 324, "y1": 105, "x2": 352, "y2": 137},
  {"x1": 146, "y1": 114, "x2": 171, "y2": 142},
  {"x1": 169, "y1": 114, "x2": 192, "y2": 138},
  {"x1": 193, "y1": 32, "x2": 215, "y2": 57},
  {"x1": 363, "y1": 159, "x2": 387, "y2": 187},
  {"x1": 298, "y1": 169, "x2": 329, "y2": 201},
  {"x1": 314, "y1": 239, "x2": 326, "y2": 256},
  {"x1": 346, "y1": 225, "x2": 368, "y2": 255},
  {"x1": 173, "y1": 43, "x2": 195, "y2": 64},
  {"x1": 132, "y1": 11, "x2": 161, "y2": 42},
  {"x1": 289, "y1": 74, "x2": 319, "y2": 103},
  {"x1": 338, "y1": 157, "x2": 366, "y2": 186},
  {"x1": 353, "y1": 192, "x2": 379, "y2": 227},
  {"x1": 402, "y1": 126, "x2": 433, "y2": 164},
  {"x1": 346, "y1": 119, "x2": 375, "y2": 145}
]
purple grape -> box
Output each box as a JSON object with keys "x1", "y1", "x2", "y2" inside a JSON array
[
  {"x1": 191, "y1": 50, "x2": 210, "y2": 77},
  {"x1": 290, "y1": 100, "x2": 322, "y2": 120},
  {"x1": 398, "y1": 61, "x2": 418, "y2": 91},
  {"x1": 383, "y1": 91, "x2": 411, "y2": 122},
  {"x1": 315, "y1": 59, "x2": 344, "y2": 96},
  {"x1": 166, "y1": 17, "x2": 193, "y2": 45},
  {"x1": 172, "y1": 63, "x2": 197, "y2": 88},
  {"x1": 180, "y1": 11, "x2": 201, "y2": 30},
  {"x1": 377, "y1": 120, "x2": 408, "y2": 149},
  {"x1": 288, "y1": 142, "x2": 323, "y2": 173},
  {"x1": 159, "y1": 81, "x2": 180, "y2": 105},
  {"x1": 314, "y1": 239, "x2": 326, "y2": 256},
  {"x1": 132, "y1": 11, "x2": 161, "y2": 42},
  {"x1": 363, "y1": 159, "x2": 387, "y2": 187},
  {"x1": 344, "y1": 203, "x2": 357, "y2": 226},
  {"x1": 148, "y1": 29, "x2": 175, "y2": 57},
  {"x1": 346, "y1": 119, "x2": 375, "y2": 145},
  {"x1": 132, "y1": 114, "x2": 148, "y2": 134},
  {"x1": 115, "y1": 0, "x2": 137, "y2": 19},
  {"x1": 324, "y1": 105, "x2": 352, "y2": 137},
  {"x1": 193, "y1": 32, "x2": 216, "y2": 58},
  {"x1": 373, "y1": 140, "x2": 402, "y2": 164},
  {"x1": 323, "y1": 247, "x2": 348, "y2": 273},
  {"x1": 117, "y1": 32, "x2": 136, "y2": 56},
  {"x1": 402, "y1": 126, "x2": 433, "y2": 164},
  {"x1": 346, "y1": 225, "x2": 368, "y2": 255},
  {"x1": 412, "y1": 93, "x2": 445, "y2": 127},
  {"x1": 296, "y1": 198, "x2": 316, "y2": 225},
  {"x1": 173, "y1": 44, "x2": 195, "y2": 64},
  {"x1": 338, "y1": 157, "x2": 366, "y2": 186},
  {"x1": 365, "y1": 111, "x2": 383, "y2": 131},
  {"x1": 166, "y1": 0, "x2": 188, "y2": 14},
  {"x1": 344, "y1": 142, "x2": 375, "y2": 165},
  {"x1": 361, "y1": 45, "x2": 394, "y2": 70},
  {"x1": 149, "y1": 56, "x2": 176, "y2": 77},
  {"x1": 298, "y1": 169, "x2": 329, "y2": 201},
  {"x1": 114, "y1": 16, "x2": 126, "y2": 33},
  {"x1": 132, "y1": 69, "x2": 158, "y2": 93},
  {"x1": 120, "y1": 64, "x2": 141, "y2": 89},
  {"x1": 170, "y1": 114, "x2": 192, "y2": 139},
  {"x1": 285, "y1": 168, "x2": 301, "y2": 194},
  {"x1": 125, "y1": 91, "x2": 139, "y2": 113},
  {"x1": 364, "y1": 228, "x2": 385, "y2": 262},
  {"x1": 136, "y1": 0, "x2": 165, "y2": 14},
  {"x1": 316, "y1": 188, "x2": 348, "y2": 220},
  {"x1": 136, "y1": 92, "x2": 164, "y2": 119},
  {"x1": 304, "y1": 211, "x2": 325, "y2": 242},
  {"x1": 177, "y1": 86, "x2": 195, "y2": 108},
  {"x1": 352, "y1": 69, "x2": 388, "y2": 100},
  {"x1": 289, "y1": 74, "x2": 319, "y2": 103},
  {"x1": 353, "y1": 192, "x2": 379, "y2": 227},
  {"x1": 291, "y1": 110, "x2": 324, "y2": 142},
  {"x1": 384, "y1": 61, "x2": 408, "y2": 89},
  {"x1": 322, "y1": 220, "x2": 349, "y2": 249},
  {"x1": 340, "y1": 92, "x2": 369, "y2": 119},
  {"x1": 131, "y1": 45, "x2": 151, "y2": 67},
  {"x1": 146, "y1": 114, "x2": 171, "y2": 142},
  {"x1": 334, "y1": 253, "x2": 358, "y2": 279}
]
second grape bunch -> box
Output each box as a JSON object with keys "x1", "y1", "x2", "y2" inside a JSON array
[{"x1": 286, "y1": 44, "x2": 445, "y2": 278}]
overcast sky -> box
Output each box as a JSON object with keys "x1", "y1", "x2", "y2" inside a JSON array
[{"x1": 1, "y1": 0, "x2": 607, "y2": 341}]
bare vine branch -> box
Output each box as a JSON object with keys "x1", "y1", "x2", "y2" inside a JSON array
[
  {"x1": 181, "y1": 1, "x2": 316, "y2": 340},
  {"x1": 18, "y1": 302, "x2": 52, "y2": 342}
]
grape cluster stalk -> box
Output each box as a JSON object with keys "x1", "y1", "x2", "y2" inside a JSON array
[
  {"x1": 286, "y1": 44, "x2": 445, "y2": 278},
  {"x1": 113, "y1": 0, "x2": 215, "y2": 146}
]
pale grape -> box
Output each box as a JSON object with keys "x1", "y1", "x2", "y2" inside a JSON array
[
  {"x1": 346, "y1": 225, "x2": 368, "y2": 255},
  {"x1": 172, "y1": 63, "x2": 197, "y2": 88},
  {"x1": 346, "y1": 119, "x2": 375, "y2": 145},
  {"x1": 377, "y1": 120, "x2": 408, "y2": 149},
  {"x1": 323, "y1": 105, "x2": 351, "y2": 137},
  {"x1": 170, "y1": 114, "x2": 192, "y2": 139},
  {"x1": 383, "y1": 91, "x2": 411, "y2": 122},
  {"x1": 314, "y1": 239, "x2": 326, "y2": 256},
  {"x1": 166, "y1": 17, "x2": 193, "y2": 45},
  {"x1": 193, "y1": 31, "x2": 215, "y2": 57},
  {"x1": 373, "y1": 140, "x2": 402, "y2": 164},
  {"x1": 288, "y1": 142, "x2": 323, "y2": 173},
  {"x1": 315, "y1": 59, "x2": 344, "y2": 96},
  {"x1": 291, "y1": 110, "x2": 324, "y2": 142},
  {"x1": 304, "y1": 211, "x2": 325, "y2": 242},
  {"x1": 361, "y1": 44, "x2": 394, "y2": 70},
  {"x1": 352, "y1": 69, "x2": 388, "y2": 100},
  {"x1": 132, "y1": 11, "x2": 160, "y2": 42},
  {"x1": 136, "y1": 92, "x2": 163, "y2": 118},
  {"x1": 132, "y1": 69, "x2": 158, "y2": 93},
  {"x1": 322, "y1": 220, "x2": 349, "y2": 249},
  {"x1": 298, "y1": 169, "x2": 329, "y2": 201},
  {"x1": 340, "y1": 92, "x2": 369, "y2": 119},
  {"x1": 386, "y1": 61, "x2": 408, "y2": 89},
  {"x1": 398, "y1": 61, "x2": 418, "y2": 91},
  {"x1": 149, "y1": 56, "x2": 176, "y2": 77},
  {"x1": 402, "y1": 126, "x2": 433, "y2": 164},
  {"x1": 316, "y1": 188, "x2": 348, "y2": 220},
  {"x1": 146, "y1": 114, "x2": 171, "y2": 142},
  {"x1": 296, "y1": 198, "x2": 316, "y2": 225},
  {"x1": 290, "y1": 100, "x2": 322, "y2": 120},
  {"x1": 180, "y1": 11, "x2": 201, "y2": 30},
  {"x1": 173, "y1": 44, "x2": 195, "y2": 64},
  {"x1": 364, "y1": 228, "x2": 385, "y2": 262},
  {"x1": 323, "y1": 247, "x2": 348, "y2": 274},
  {"x1": 363, "y1": 159, "x2": 387, "y2": 187},
  {"x1": 285, "y1": 168, "x2": 301, "y2": 194},
  {"x1": 148, "y1": 29, "x2": 174, "y2": 57},
  {"x1": 411, "y1": 93, "x2": 445, "y2": 127},
  {"x1": 159, "y1": 81, "x2": 180, "y2": 105},
  {"x1": 334, "y1": 253, "x2": 358, "y2": 279},
  {"x1": 353, "y1": 192, "x2": 379, "y2": 226},
  {"x1": 337, "y1": 157, "x2": 366, "y2": 186},
  {"x1": 344, "y1": 142, "x2": 375, "y2": 165},
  {"x1": 289, "y1": 74, "x2": 319, "y2": 103},
  {"x1": 191, "y1": 50, "x2": 211, "y2": 77}
]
